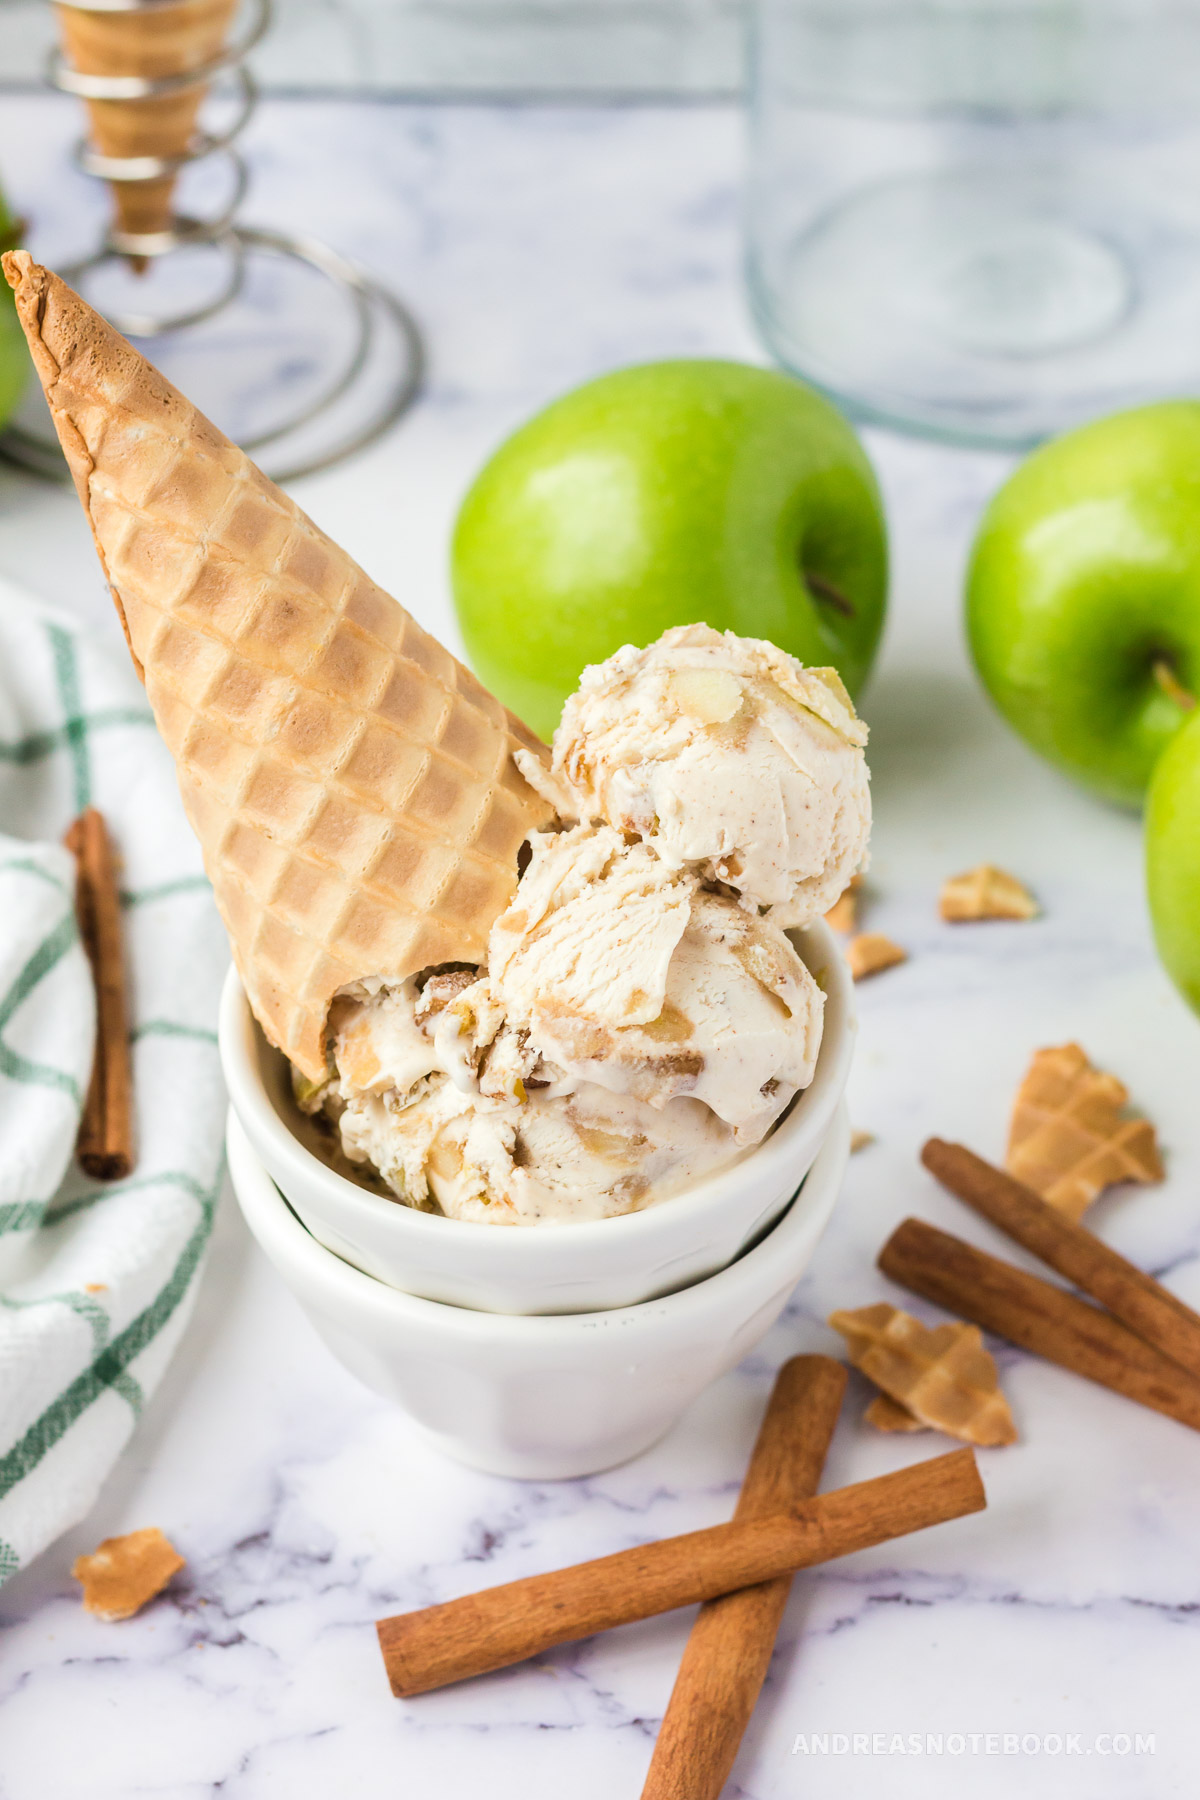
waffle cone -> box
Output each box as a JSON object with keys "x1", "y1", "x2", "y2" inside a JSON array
[
  {"x1": 56, "y1": 0, "x2": 237, "y2": 244},
  {"x1": 830, "y1": 1303, "x2": 1017, "y2": 1448},
  {"x1": 1007, "y1": 1042, "x2": 1164, "y2": 1220},
  {"x1": 3, "y1": 253, "x2": 555, "y2": 1081}
]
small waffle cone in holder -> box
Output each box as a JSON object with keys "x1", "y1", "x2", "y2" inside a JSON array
[
  {"x1": 3, "y1": 251, "x2": 554, "y2": 1083},
  {"x1": 1006, "y1": 1042, "x2": 1164, "y2": 1222},
  {"x1": 829, "y1": 1302, "x2": 1017, "y2": 1447},
  {"x1": 55, "y1": 0, "x2": 239, "y2": 249}
]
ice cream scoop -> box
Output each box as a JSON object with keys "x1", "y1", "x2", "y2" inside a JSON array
[
  {"x1": 320, "y1": 822, "x2": 815, "y2": 1219},
  {"x1": 315, "y1": 644, "x2": 846, "y2": 1223},
  {"x1": 312, "y1": 630, "x2": 864, "y2": 1223},
  {"x1": 488, "y1": 824, "x2": 823, "y2": 1139},
  {"x1": 518, "y1": 624, "x2": 870, "y2": 926},
  {"x1": 337, "y1": 1075, "x2": 743, "y2": 1225}
]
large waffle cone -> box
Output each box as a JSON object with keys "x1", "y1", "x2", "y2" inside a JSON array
[
  {"x1": 4, "y1": 252, "x2": 555, "y2": 1081},
  {"x1": 56, "y1": 0, "x2": 238, "y2": 245}
]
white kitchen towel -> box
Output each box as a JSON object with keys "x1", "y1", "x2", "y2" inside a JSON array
[{"x1": 0, "y1": 574, "x2": 229, "y2": 1586}]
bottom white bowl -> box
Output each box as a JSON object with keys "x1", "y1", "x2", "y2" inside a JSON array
[{"x1": 227, "y1": 1102, "x2": 850, "y2": 1480}]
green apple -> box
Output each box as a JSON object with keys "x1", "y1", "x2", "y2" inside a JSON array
[
  {"x1": 452, "y1": 360, "x2": 887, "y2": 741},
  {"x1": 0, "y1": 183, "x2": 27, "y2": 430},
  {"x1": 967, "y1": 402, "x2": 1200, "y2": 809},
  {"x1": 1147, "y1": 707, "x2": 1200, "y2": 1013}
]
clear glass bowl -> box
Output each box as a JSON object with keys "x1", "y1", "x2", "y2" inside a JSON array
[{"x1": 747, "y1": 0, "x2": 1200, "y2": 448}]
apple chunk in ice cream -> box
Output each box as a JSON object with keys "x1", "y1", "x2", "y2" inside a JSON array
[
  {"x1": 303, "y1": 627, "x2": 868, "y2": 1225},
  {"x1": 518, "y1": 625, "x2": 871, "y2": 925}
]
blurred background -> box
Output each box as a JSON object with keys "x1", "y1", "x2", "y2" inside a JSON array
[{"x1": 0, "y1": 0, "x2": 747, "y2": 94}]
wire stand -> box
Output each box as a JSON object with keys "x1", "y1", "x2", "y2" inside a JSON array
[{"x1": 2, "y1": 0, "x2": 422, "y2": 481}]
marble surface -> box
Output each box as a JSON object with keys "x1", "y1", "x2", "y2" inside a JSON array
[{"x1": 1, "y1": 95, "x2": 1198, "y2": 1800}]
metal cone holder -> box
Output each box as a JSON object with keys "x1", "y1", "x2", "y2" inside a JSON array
[{"x1": 2, "y1": 0, "x2": 422, "y2": 480}]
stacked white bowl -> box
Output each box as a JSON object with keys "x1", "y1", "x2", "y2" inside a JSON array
[{"x1": 221, "y1": 918, "x2": 854, "y2": 1477}]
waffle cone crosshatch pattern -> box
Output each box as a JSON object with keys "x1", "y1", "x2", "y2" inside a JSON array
[{"x1": 5, "y1": 253, "x2": 551, "y2": 1081}]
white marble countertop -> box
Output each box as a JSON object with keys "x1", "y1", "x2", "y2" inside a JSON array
[{"x1": 1, "y1": 94, "x2": 1198, "y2": 1800}]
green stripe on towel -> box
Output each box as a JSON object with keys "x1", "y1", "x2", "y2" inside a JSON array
[
  {"x1": 121, "y1": 875, "x2": 211, "y2": 909},
  {"x1": 0, "y1": 709, "x2": 153, "y2": 768},
  {"x1": 47, "y1": 624, "x2": 91, "y2": 813},
  {"x1": 46, "y1": 1167, "x2": 217, "y2": 1227},
  {"x1": 0, "y1": 913, "x2": 83, "y2": 1099},
  {"x1": 0, "y1": 1158, "x2": 223, "y2": 1504},
  {"x1": 131, "y1": 1020, "x2": 219, "y2": 1046},
  {"x1": 0, "y1": 1201, "x2": 48, "y2": 1235}
]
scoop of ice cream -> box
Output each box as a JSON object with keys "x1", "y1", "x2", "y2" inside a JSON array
[
  {"x1": 309, "y1": 622, "x2": 857, "y2": 1226},
  {"x1": 322, "y1": 828, "x2": 809, "y2": 1219},
  {"x1": 487, "y1": 823, "x2": 823, "y2": 1140},
  {"x1": 327, "y1": 967, "x2": 519, "y2": 1109},
  {"x1": 337, "y1": 1076, "x2": 743, "y2": 1225},
  {"x1": 517, "y1": 624, "x2": 870, "y2": 926}
]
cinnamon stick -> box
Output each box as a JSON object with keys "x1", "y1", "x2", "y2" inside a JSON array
[
  {"x1": 377, "y1": 1447, "x2": 984, "y2": 1697},
  {"x1": 641, "y1": 1355, "x2": 846, "y2": 1800},
  {"x1": 64, "y1": 807, "x2": 133, "y2": 1180},
  {"x1": 922, "y1": 1138, "x2": 1200, "y2": 1382},
  {"x1": 880, "y1": 1217, "x2": 1200, "y2": 1432}
]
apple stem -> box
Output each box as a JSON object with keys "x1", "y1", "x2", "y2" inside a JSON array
[
  {"x1": 805, "y1": 571, "x2": 855, "y2": 618},
  {"x1": 1153, "y1": 657, "x2": 1196, "y2": 713}
]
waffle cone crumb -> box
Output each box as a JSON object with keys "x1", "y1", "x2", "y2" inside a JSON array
[
  {"x1": 1006, "y1": 1042, "x2": 1164, "y2": 1221},
  {"x1": 846, "y1": 933, "x2": 907, "y2": 981},
  {"x1": 73, "y1": 1526, "x2": 184, "y2": 1620},
  {"x1": 825, "y1": 873, "x2": 863, "y2": 935},
  {"x1": 940, "y1": 863, "x2": 1038, "y2": 922},
  {"x1": 864, "y1": 1392, "x2": 928, "y2": 1433},
  {"x1": 850, "y1": 1128, "x2": 875, "y2": 1153},
  {"x1": 830, "y1": 1302, "x2": 1017, "y2": 1447}
]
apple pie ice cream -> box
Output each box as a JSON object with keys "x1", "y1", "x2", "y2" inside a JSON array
[
  {"x1": 487, "y1": 825, "x2": 822, "y2": 1136},
  {"x1": 300, "y1": 626, "x2": 869, "y2": 1225},
  {"x1": 518, "y1": 623, "x2": 871, "y2": 926},
  {"x1": 325, "y1": 975, "x2": 746, "y2": 1226}
]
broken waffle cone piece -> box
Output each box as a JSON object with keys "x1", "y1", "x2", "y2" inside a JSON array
[
  {"x1": 864, "y1": 1392, "x2": 928, "y2": 1433},
  {"x1": 825, "y1": 872, "x2": 862, "y2": 935},
  {"x1": 940, "y1": 863, "x2": 1038, "y2": 923},
  {"x1": 56, "y1": 0, "x2": 238, "y2": 249},
  {"x1": 3, "y1": 253, "x2": 554, "y2": 1083},
  {"x1": 1006, "y1": 1043, "x2": 1164, "y2": 1222},
  {"x1": 829, "y1": 1303, "x2": 1017, "y2": 1447},
  {"x1": 73, "y1": 1526, "x2": 184, "y2": 1620},
  {"x1": 846, "y1": 933, "x2": 907, "y2": 981}
]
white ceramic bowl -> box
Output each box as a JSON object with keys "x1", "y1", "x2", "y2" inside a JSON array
[
  {"x1": 219, "y1": 919, "x2": 853, "y2": 1315},
  {"x1": 228, "y1": 1103, "x2": 850, "y2": 1479}
]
